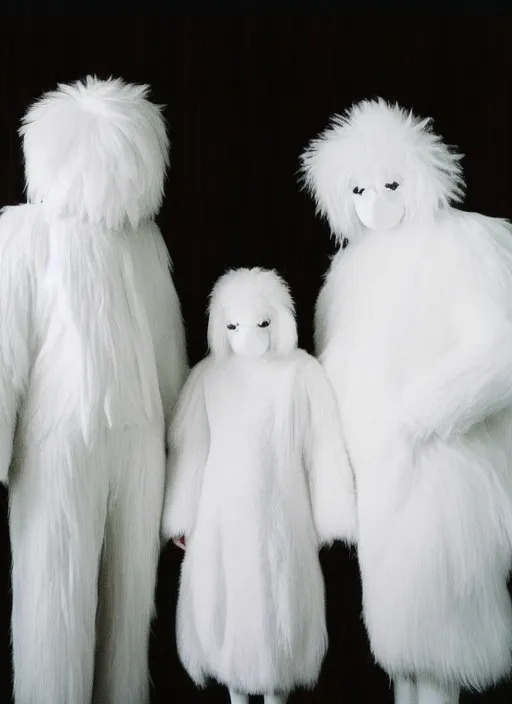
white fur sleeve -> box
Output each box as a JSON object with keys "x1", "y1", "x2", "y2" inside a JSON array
[
  {"x1": 300, "y1": 355, "x2": 357, "y2": 545},
  {"x1": 0, "y1": 206, "x2": 34, "y2": 484},
  {"x1": 400, "y1": 236, "x2": 512, "y2": 441},
  {"x1": 314, "y1": 254, "x2": 340, "y2": 357},
  {"x1": 314, "y1": 279, "x2": 330, "y2": 356},
  {"x1": 400, "y1": 328, "x2": 512, "y2": 442},
  {"x1": 131, "y1": 222, "x2": 188, "y2": 427},
  {"x1": 161, "y1": 359, "x2": 210, "y2": 541}
]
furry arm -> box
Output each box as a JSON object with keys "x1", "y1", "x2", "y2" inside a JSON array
[
  {"x1": 299, "y1": 355, "x2": 357, "y2": 545},
  {"x1": 161, "y1": 359, "x2": 210, "y2": 540},
  {"x1": 131, "y1": 223, "x2": 189, "y2": 427},
  {"x1": 0, "y1": 206, "x2": 34, "y2": 484},
  {"x1": 400, "y1": 298, "x2": 512, "y2": 442},
  {"x1": 313, "y1": 260, "x2": 337, "y2": 358}
]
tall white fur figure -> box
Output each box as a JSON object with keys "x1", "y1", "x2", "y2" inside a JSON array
[
  {"x1": 301, "y1": 98, "x2": 512, "y2": 704},
  {"x1": 161, "y1": 267, "x2": 356, "y2": 704},
  {"x1": 0, "y1": 77, "x2": 188, "y2": 704}
]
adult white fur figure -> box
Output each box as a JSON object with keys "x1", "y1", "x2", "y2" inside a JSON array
[
  {"x1": 161, "y1": 267, "x2": 356, "y2": 704},
  {"x1": 0, "y1": 77, "x2": 188, "y2": 703},
  {"x1": 301, "y1": 98, "x2": 512, "y2": 704}
]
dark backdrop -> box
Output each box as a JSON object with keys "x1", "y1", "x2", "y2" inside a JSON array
[{"x1": 0, "y1": 7, "x2": 511, "y2": 703}]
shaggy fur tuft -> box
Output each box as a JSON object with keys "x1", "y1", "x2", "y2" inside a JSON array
[
  {"x1": 20, "y1": 75, "x2": 169, "y2": 230},
  {"x1": 300, "y1": 98, "x2": 465, "y2": 241},
  {"x1": 207, "y1": 267, "x2": 298, "y2": 357}
]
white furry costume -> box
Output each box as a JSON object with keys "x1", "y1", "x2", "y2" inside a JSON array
[
  {"x1": 301, "y1": 99, "x2": 512, "y2": 703},
  {"x1": 0, "y1": 77, "x2": 187, "y2": 704},
  {"x1": 161, "y1": 268, "x2": 356, "y2": 702}
]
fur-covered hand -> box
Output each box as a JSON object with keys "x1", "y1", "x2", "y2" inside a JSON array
[
  {"x1": 375, "y1": 399, "x2": 424, "y2": 463},
  {"x1": 0, "y1": 428, "x2": 13, "y2": 486},
  {"x1": 160, "y1": 486, "x2": 192, "y2": 545},
  {"x1": 160, "y1": 496, "x2": 174, "y2": 544},
  {"x1": 399, "y1": 379, "x2": 466, "y2": 444}
]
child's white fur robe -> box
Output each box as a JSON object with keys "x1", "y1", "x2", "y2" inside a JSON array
[
  {"x1": 301, "y1": 99, "x2": 512, "y2": 692},
  {"x1": 162, "y1": 268, "x2": 356, "y2": 696},
  {"x1": 0, "y1": 77, "x2": 187, "y2": 704}
]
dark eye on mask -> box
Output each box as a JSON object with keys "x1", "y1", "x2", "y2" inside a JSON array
[
  {"x1": 258, "y1": 320, "x2": 270, "y2": 328},
  {"x1": 227, "y1": 324, "x2": 237, "y2": 330},
  {"x1": 352, "y1": 187, "x2": 364, "y2": 195},
  {"x1": 385, "y1": 182, "x2": 400, "y2": 191}
]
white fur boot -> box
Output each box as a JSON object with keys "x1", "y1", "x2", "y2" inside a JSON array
[{"x1": 229, "y1": 691, "x2": 249, "y2": 704}]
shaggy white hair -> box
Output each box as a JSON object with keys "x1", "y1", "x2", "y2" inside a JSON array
[
  {"x1": 207, "y1": 267, "x2": 298, "y2": 357},
  {"x1": 300, "y1": 98, "x2": 465, "y2": 242},
  {"x1": 20, "y1": 75, "x2": 169, "y2": 230}
]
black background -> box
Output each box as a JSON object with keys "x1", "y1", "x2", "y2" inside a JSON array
[{"x1": 0, "y1": 6, "x2": 511, "y2": 703}]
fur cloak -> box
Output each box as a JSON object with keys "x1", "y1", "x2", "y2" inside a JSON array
[{"x1": 301, "y1": 99, "x2": 512, "y2": 691}]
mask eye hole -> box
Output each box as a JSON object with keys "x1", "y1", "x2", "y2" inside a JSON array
[
  {"x1": 227, "y1": 323, "x2": 237, "y2": 331},
  {"x1": 385, "y1": 181, "x2": 400, "y2": 191},
  {"x1": 258, "y1": 320, "x2": 270, "y2": 328},
  {"x1": 353, "y1": 186, "x2": 365, "y2": 195}
]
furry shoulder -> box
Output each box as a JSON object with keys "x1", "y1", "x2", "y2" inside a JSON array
[
  {"x1": 453, "y1": 210, "x2": 512, "y2": 303},
  {"x1": 0, "y1": 203, "x2": 45, "y2": 248}
]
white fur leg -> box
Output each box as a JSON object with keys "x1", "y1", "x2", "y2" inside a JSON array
[
  {"x1": 394, "y1": 677, "x2": 418, "y2": 704},
  {"x1": 9, "y1": 436, "x2": 109, "y2": 704},
  {"x1": 264, "y1": 694, "x2": 288, "y2": 704},
  {"x1": 92, "y1": 427, "x2": 165, "y2": 704},
  {"x1": 229, "y1": 691, "x2": 249, "y2": 704},
  {"x1": 417, "y1": 679, "x2": 459, "y2": 704}
]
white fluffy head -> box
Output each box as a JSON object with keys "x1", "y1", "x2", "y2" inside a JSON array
[
  {"x1": 20, "y1": 75, "x2": 169, "y2": 230},
  {"x1": 207, "y1": 267, "x2": 298, "y2": 358},
  {"x1": 300, "y1": 98, "x2": 465, "y2": 241}
]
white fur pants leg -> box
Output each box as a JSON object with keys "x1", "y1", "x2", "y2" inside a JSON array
[
  {"x1": 229, "y1": 692, "x2": 249, "y2": 704},
  {"x1": 92, "y1": 426, "x2": 165, "y2": 704},
  {"x1": 394, "y1": 677, "x2": 418, "y2": 704},
  {"x1": 9, "y1": 435, "x2": 109, "y2": 704},
  {"x1": 417, "y1": 679, "x2": 459, "y2": 704},
  {"x1": 264, "y1": 695, "x2": 288, "y2": 704}
]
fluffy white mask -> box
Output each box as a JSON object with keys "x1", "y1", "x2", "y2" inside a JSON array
[
  {"x1": 352, "y1": 181, "x2": 405, "y2": 231},
  {"x1": 225, "y1": 304, "x2": 271, "y2": 357}
]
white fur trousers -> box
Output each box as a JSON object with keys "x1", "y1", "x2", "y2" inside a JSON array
[
  {"x1": 8, "y1": 423, "x2": 165, "y2": 704},
  {"x1": 395, "y1": 677, "x2": 460, "y2": 704}
]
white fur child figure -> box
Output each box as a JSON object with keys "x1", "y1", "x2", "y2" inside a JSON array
[
  {"x1": 161, "y1": 267, "x2": 356, "y2": 704},
  {"x1": 301, "y1": 99, "x2": 512, "y2": 704},
  {"x1": 0, "y1": 77, "x2": 187, "y2": 703}
]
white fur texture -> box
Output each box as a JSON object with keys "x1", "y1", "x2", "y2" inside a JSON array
[
  {"x1": 2, "y1": 77, "x2": 187, "y2": 704},
  {"x1": 161, "y1": 268, "x2": 355, "y2": 696},
  {"x1": 20, "y1": 76, "x2": 169, "y2": 230},
  {"x1": 0, "y1": 206, "x2": 36, "y2": 483},
  {"x1": 304, "y1": 100, "x2": 512, "y2": 691},
  {"x1": 301, "y1": 98, "x2": 464, "y2": 242}
]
